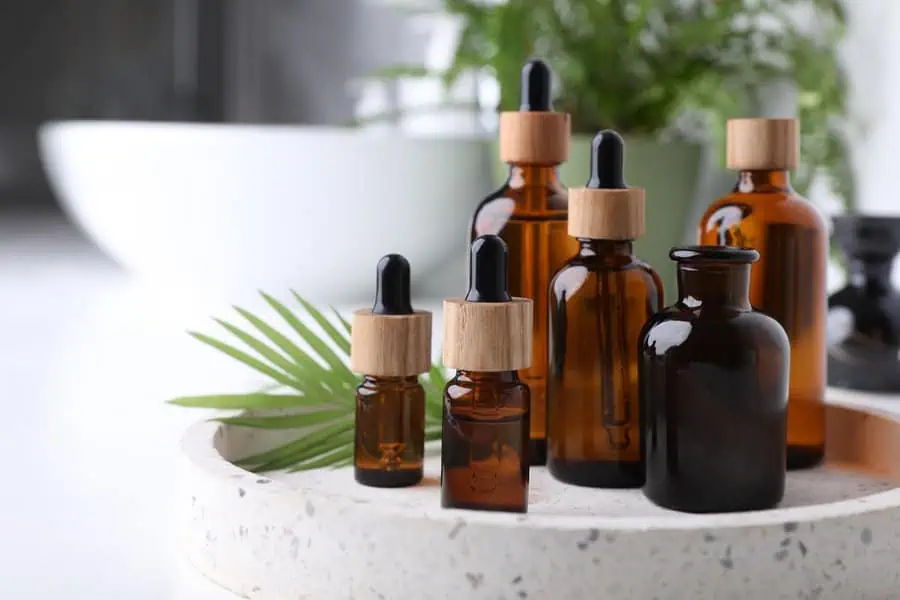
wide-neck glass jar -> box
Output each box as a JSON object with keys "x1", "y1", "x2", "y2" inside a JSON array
[{"x1": 639, "y1": 246, "x2": 790, "y2": 513}]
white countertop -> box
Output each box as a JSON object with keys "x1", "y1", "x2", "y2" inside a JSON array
[
  {"x1": 1, "y1": 211, "x2": 248, "y2": 599},
  {"x1": 4, "y1": 210, "x2": 900, "y2": 599}
]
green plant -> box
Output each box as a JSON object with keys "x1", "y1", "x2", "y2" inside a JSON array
[
  {"x1": 388, "y1": 0, "x2": 854, "y2": 205},
  {"x1": 169, "y1": 292, "x2": 447, "y2": 472}
]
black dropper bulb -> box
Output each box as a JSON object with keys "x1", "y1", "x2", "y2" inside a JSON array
[
  {"x1": 519, "y1": 59, "x2": 552, "y2": 112},
  {"x1": 586, "y1": 129, "x2": 627, "y2": 189},
  {"x1": 372, "y1": 254, "x2": 413, "y2": 315},
  {"x1": 465, "y1": 235, "x2": 511, "y2": 303}
]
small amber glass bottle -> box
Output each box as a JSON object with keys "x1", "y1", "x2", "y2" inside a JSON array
[
  {"x1": 547, "y1": 130, "x2": 663, "y2": 488},
  {"x1": 350, "y1": 254, "x2": 432, "y2": 488},
  {"x1": 470, "y1": 59, "x2": 575, "y2": 465},
  {"x1": 441, "y1": 235, "x2": 533, "y2": 512},
  {"x1": 698, "y1": 118, "x2": 827, "y2": 470},
  {"x1": 640, "y1": 246, "x2": 790, "y2": 513}
]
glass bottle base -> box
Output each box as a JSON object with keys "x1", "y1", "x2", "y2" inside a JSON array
[
  {"x1": 547, "y1": 457, "x2": 644, "y2": 488},
  {"x1": 787, "y1": 444, "x2": 824, "y2": 470},
  {"x1": 441, "y1": 497, "x2": 527, "y2": 513},
  {"x1": 529, "y1": 438, "x2": 547, "y2": 466},
  {"x1": 642, "y1": 484, "x2": 783, "y2": 514},
  {"x1": 355, "y1": 466, "x2": 422, "y2": 488}
]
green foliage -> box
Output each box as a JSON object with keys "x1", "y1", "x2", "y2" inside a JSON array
[
  {"x1": 398, "y1": 0, "x2": 854, "y2": 204},
  {"x1": 169, "y1": 293, "x2": 447, "y2": 472}
]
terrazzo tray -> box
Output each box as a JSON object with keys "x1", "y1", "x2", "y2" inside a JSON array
[{"x1": 177, "y1": 395, "x2": 900, "y2": 600}]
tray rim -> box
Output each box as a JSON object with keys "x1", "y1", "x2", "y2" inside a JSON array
[{"x1": 182, "y1": 403, "x2": 900, "y2": 534}]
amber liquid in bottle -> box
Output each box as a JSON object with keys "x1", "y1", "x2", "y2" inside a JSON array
[
  {"x1": 471, "y1": 166, "x2": 577, "y2": 464},
  {"x1": 441, "y1": 370, "x2": 530, "y2": 512},
  {"x1": 548, "y1": 240, "x2": 663, "y2": 487},
  {"x1": 698, "y1": 170, "x2": 827, "y2": 469},
  {"x1": 354, "y1": 375, "x2": 425, "y2": 487}
]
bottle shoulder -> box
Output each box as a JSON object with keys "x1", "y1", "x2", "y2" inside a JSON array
[
  {"x1": 443, "y1": 372, "x2": 529, "y2": 402},
  {"x1": 357, "y1": 376, "x2": 424, "y2": 397},
  {"x1": 445, "y1": 372, "x2": 528, "y2": 391},
  {"x1": 472, "y1": 182, "x2": 568, "y2": 224},
  {"x1": 443, "y1": 375, "x2": 529, "y2": 417},
  {"x1": 699, "y1": 190, "x2": 827, "y2": 233},
  {"x1": 551, "y1": 254, "x2": 662, "y2": 299},
  {"x1": 640, "y1": 305, "x2": 789, "y2": 356}
]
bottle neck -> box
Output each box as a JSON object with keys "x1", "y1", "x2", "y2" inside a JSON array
[
  {"x1": 505, "y1": 164, "x2": 559, "y2": 187},
  {"x1": 502, "y1": 163, "x2": 564, "y2": 212},
  {"x1": 455, "y1": 370, "x2": 520, "y2": 384},
  {"x1": 577, "y1": 239, "x2": 633, "y2": 257},
  {"x1": 733, "y1": 169, "x2": 793, "y2": 194},
  {"x1": 676, "y1": 263, "x2": 752, "y2": 310}
]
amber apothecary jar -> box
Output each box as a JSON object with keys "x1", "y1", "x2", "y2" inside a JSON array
[
  {"x1": 640, "y1": 246, "x2": 790, "y2": 513},
  {"x1": 698, "y1": 118, "x2": 826, "y2": 469}
]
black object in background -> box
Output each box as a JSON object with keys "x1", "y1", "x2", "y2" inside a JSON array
[
  {"x1": 828, "y1": 215, "x2": 900, "y2": 393},
  {"x1": 0, "y1": 0, "x2": 225, "y2": 209}
]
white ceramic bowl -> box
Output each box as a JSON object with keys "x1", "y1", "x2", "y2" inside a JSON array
[{"x1": 38, "y1": 121, "x2": 490, "y2": 304}]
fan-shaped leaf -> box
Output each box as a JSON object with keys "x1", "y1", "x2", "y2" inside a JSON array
[
  {"x1": 235, "y1": 418, "x2": 354, "y2": 468},
  {"x1": 188, "y1": 331, "x2": 301, "y2": 391},
  {"x1": 292, "y1": 293, "x2": 351, "y2": 356},
  {"x1": 169, "y1": 393, "x2": 311, "y2": 410},
  {"x1": 216, "y1": 409, "x2": 348, "y2": 429}
]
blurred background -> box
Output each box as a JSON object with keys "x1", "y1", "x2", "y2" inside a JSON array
[
  {"x1": 2, "y1": 0, "x2": 900, "y2": 598},
  {"x1": 4, "y1": 0, "x2": 900, "y2": 311}
]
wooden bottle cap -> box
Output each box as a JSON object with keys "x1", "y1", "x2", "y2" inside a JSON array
[
  {"x1": 349, "y1": 254, "x2": 432, "y2": 377},
  {"x1": 499, "y1": 112, "x2": 571, "y2": 165},
  {"x1": 350, "y1": 310, "x2": 432, "y2": 377},
  {"x1": 498, "y1": 58, "x2": 570, "y2": 165},
  {"x1": 568, "y1": 188, "x2": 645, "y2": 240},
  {"x1": 442, "y1": 234, "x2": 532, "y2": 371},
  {"x1": 727, "y1": 118, "x2": 799, "y2": 170},
  {"x1": 441, "y1": 298, "x2": 532, "y2": 372},
  {"x1": 568, "y1": 129, "x2": 645, "y2": 240}
]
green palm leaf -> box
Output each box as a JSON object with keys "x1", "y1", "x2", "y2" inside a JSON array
[
  {"x1": 234, "y1": 417, "x2": 355, "y2": 468},
  {"x1": 333, "y1": 309, "x2": 353, "y2": 337},
  {"x1": 293, "y1": 293, "x2": 352, "y2": 356},
  {"x1": 169, "y1": 393, "x2": 312, "y2": 410},
  {"x1": 288, "y1": 444, "x2": 355, "y2": 472},
  {"x1": 170, "y1": 292, "x2": 448, "y2": 473},
  {"x1": 262, "y1": 292, "x2": 353, "y2": 377},
  {"x1": 216, "y1": 409, "x2": 348, "y2": 429},
  {"x1": 187, "y1": 331, "x2": 302, "y2": 391},
  {"x1": 213, "y1": 318, "x2": 300, "y2": 378}
]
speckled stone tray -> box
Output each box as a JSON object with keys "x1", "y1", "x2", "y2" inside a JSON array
[{"x1": 177, "y1": 397, "x2": 900, "y2": 600}]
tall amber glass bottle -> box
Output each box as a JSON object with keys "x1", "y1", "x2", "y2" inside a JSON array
[
  {"x1": 350, "y1": 254, "x2": 432, "y2": 487},
  {"x1": 442, "y1": 235, "x2": 533, "y2": 512},
  {"x1": 470, "y1": 59, "x2": 574, "y2": 465},
  {"x1": 698, "y1": 118, "x2": 827, "y2": 470},
  {"x1": 547, "y1": 130, "x2": 663, "y2": 488}
]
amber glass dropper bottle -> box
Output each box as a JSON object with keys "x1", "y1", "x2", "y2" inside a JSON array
[
  {"x1": 441, "y1": 235, "x2": 533, "y2": 512},
  {"x1": 470, "y1": 59, "x2": 575, "y2": 465},
  {"x1": 350, "y1": 254, "x2": 432, "y2": 487},
  {"x1": 698, "y1": 118, "x2": 827, "y2": 470},
  {"x1": 547, "y1": 130, "x2": 663, "y2": 488}
]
